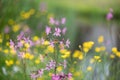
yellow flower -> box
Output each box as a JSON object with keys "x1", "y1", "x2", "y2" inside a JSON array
[
  {"x1": 35, "y1": 59, "x2": 40, "y2": 64},
  {"x1": 43, "y1": 41, "x2": 50, "y2": 45},
  {"x1": 100, "y1": 46, "x2": 106, "y2": 51},
  {"x1": 12, "y1": 24, "x2": 21, "y2": 32},
  {"x1": 94, "y1": 56, "x2": 100, "y2": 60},
  {"x1": 110, "y1": 54, "x2": 115, "y2": 59},
  {"x1": 60, "y1": 49, "x2": 67, "y2": 54},
  {"x1": 29, "y1": 9, "x2": 35, "y2": 15},
  {"x1": 61, "y1": 51, "x2": 70, "y2": 58},
  {"x1": 3, "y1": 49, "x2": 9, "y2": 54},
  {"x1": 82, "y1": 41, "x2": 94, "y2": 53},
  {"x1": 112, "y1": 47, "x2": 117, "y2": 53},
  {"x1": 87, "y1": 66, "x2": 92, "y2": 71},
  {"x1": 6, "y1": 42, "x2": 9, "y2": 46},
  {"x1": 78, "y1": 52, "x2": 83, "y2": 60},
  {"x1": 98, "y1": 35, "x2": 104, "y2": 43},
  {"x1": 32, "y1": 36, "x2": 39, "y2": 41},
  {"x1": 24, "y1": 53, "x2": 31, "y2": 59},
  {"x1": 116, "y1": 52, "x2": 120, "y2": 57},
  {"x1": 98, "y1": 59, "x2": 102, "y2": 62},
  {"x1": 24, "y1": 43, "x2": 30, "y2": 48},
  {"x1": 57, "y1": 66, "x2": 62, "y2": 72},
  {"x1": 10, "y1": 49, "x2": 16, "y2": 55},
  {"x1": 5, "y1": 60, "x2": 14, "y2": 66},
  {"x1": 95, "y1": 47, "x2": 101, "y2": 52},
  {"x1": 29, "y1": 54, "x2": 34, "y2": 60},
  {"x1": 83, "y1": 48, "x2": 89, "y2": 53},
  {"x1": 61, "y1": 54, "x2": 68, "y2": 58},
  {"x1": 73, "y1": 50, "x2": 81, "y2": 58},
  {"x1": 47, "y1": 45, "x2": 54, "y2": 53}
]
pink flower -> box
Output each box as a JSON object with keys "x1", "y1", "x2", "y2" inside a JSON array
[
  {"x1": 50, "y1": 17, "x2": 55, "y2": 25},
  {"x1": 4, "y1": 26, "x2": 10, "y2": 33},
  {"x1": 30, "y1": 73, "x2": 37, "y2": 79},
  {"x1": 106, "y1": 8, "x2": 113, "y2": 21},
  {"x1": 52, "y1": 74, "x2": 60, "y2": 80},
  {"x1": 17, "y1": 32, "x2": 24, "y2": 41},
  {"x1": 61, "y1": 18, "x2": 66, "y2": 24},
  {"x1": 68, "y1": 73, "x2": 72, "y2": 80},
  {"x1": 53, "y1": 27, "x2": 61, "y2": 37},
  {"x1": 38, "y1": 69, "x2": 44, "y2": 77},
  {"x1": 62, "y1": 27, "x2": 67, "y2": 35},
  {"x1": 65, "y1": 39, "x2": 70, "y2": 48},
  {"x1": 45, "y1": 26, "x2": 51, "y2": 35},
  {"x1": 10, "y1": 39, "x2": 14, "y2": 48},
  {"x1": 55, "y1": 20, "x2": 59, "y2": 26}
]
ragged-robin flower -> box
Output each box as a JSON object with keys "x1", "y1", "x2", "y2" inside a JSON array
[
  {"x1": 45, "y1": 26, "x2": 51, "y2": 35},
  {"x1": 53, "y1": 27, "x2": 61, "y2": 37},
  {"x1": 65, "y1": 39, "x2": 70, "y2": 48},
  {"x1": 61, "y1": 18, "x2": 66, "y2": 24}
]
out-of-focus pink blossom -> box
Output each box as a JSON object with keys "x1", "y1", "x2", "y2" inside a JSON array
[
  {"x1": 106, "y1": 8, "x2": 113, "y2": 21},
  {"x1": 30, "y1": 73, "x2": 37, "y2": 79},
  {"x1": 55, "y1": 20, "x2": 59, "y2": 26},
  {"x1": 68, "y1": 73, "x2": 72, "y2": 80},
  {"x1": 18, "y1": 52, "x2": 25, "y2": 58},
  {"x1": 4, "y1": 26, "x2": 10, "y2": 33},
  {"x1": 10, "y1": 39, "x2": 14, "y2": 48},
  {"x1": 45, "y1": 26, "x2": 51, "y2": 35},
  {"x1": 62, "y1": 27, "x2": 67, "y2": 35},
  {"x1": 52, "y1": 74, "x2": 60, "y2": 80},
  {"x1": 17, "y1": 32, "x2": 24, "y2": 41},
  {"x1": 50, "y1": 17, "x2": 55, "y2": 25},
  {"x1": 37, "y1": 69, "x2": 44, "y2": 77},
  {"x1": 17, "y1": 42, "x2": 23, "y2": 48},
  {"x1": 61, "y1": 18, "x2": 66, "y2": 24},
  {"x1": 53, "y1": 27, "x2": 61, "y2": 37},
  {"x1": 65, "y1": 39, "x2": 70, "y2": 48}
]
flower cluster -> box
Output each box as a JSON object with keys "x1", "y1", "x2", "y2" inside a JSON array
[{"x1": 30, "y1": 60, "x2": 68, "y2": 79}]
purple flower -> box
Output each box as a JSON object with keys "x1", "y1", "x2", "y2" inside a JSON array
[
  {"x1": 62, "y1": 27, "x2": 67, "y2": 35},
  {"x1": 40, "y1": 38, "x2": 44, "y2": 45},
  {"x1": 50, "y1": 17, "x2": 55, "y2": 25},
  {"x1": 4, "y1": 26, "x2": 10, "y2": 33},
  {"x1": 37, "y1": 69, "x2": 44, "y2": 77},
  {"x1": 17, "y1": 32, "x2": 24, "y2": 41},
  {"x1": 17, "y1": 41, "x2": 23, "y2": 48},
  {"x1": 61, "y1": 18, "x2": 66, "y2": 24},
  {"x1": 53, "y1": 28, "x2": 61, "y2": 37},
  {"x1": 18, "y1": 52, "x2": 25, "y2": 58},
  {"x1": 67, "y1": 73, "x2": 72, "y2": 79},
  {"x1": 45, "y1": 26, "x2": 51, "y2": 35},
  {"x1": 50, "y1": 40, "x2": 54, "y2": 47},
  {"x1": 10, "y1": 39, "x2": 14, "y2": 48},
  {"x1": 52, "y1": 74, "x2": 60, "y2": 80},
  {"x1": 45, "y1": 60, "x2": 56, "y2": 70},
  {"x1": 30, "y1": 73, "x2": 37, "y2": 79},
  {"x1": 106, "y1": 8, "x2": 113, "y2": 21},
  {"x1": 65, "y1": 39, "x2": 70, "y2": 48},
  {"x1": 55, "y1": 20, "x2": 59, "y2": 26}
]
